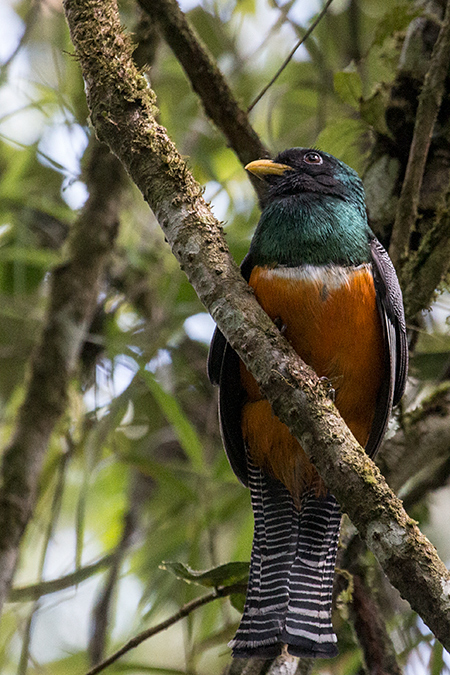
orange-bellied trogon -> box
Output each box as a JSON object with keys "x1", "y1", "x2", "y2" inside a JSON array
[{"x1": 208, "y1": 148, "x2": 408, "y2": 659}]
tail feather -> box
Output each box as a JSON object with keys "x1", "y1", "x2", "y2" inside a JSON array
[
  {"x1": 230, "y1": 460, "x2": 341, "y2": 659},
  {"x1": 282, "y1": 488, "x2": 341, "y2": 657}
]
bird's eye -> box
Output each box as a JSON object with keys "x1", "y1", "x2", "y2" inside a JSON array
[{"x1": 304, "y1": 151, "x2": 323, "y2": 165}]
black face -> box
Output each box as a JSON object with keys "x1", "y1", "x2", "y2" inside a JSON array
[
  {"x1": 266, "y1": 148, "x2": 364, "y2": 204},
  {"x1": 278, "y1": 148, "x2": 324, "y2": 168}
]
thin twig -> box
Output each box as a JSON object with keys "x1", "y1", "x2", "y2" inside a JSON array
[
  {"x1": 83, "y1": 584, "x2": 244, "y2": 675},
  {"x1": 18, "y1": 443, "x2": 73, "y2": 674},
  {"x1": 389, "y1": 0, "x2": 450, "y2": 269},
  {"x1": 247, "y1": 0, "x2": 335, "y2": 113},
  {"x1": 88, "y1": 473, "x2": 151, "y2": 664}
]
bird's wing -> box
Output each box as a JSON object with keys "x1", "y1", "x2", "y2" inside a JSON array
[
  {"x1": 207, "y1": 254, "x2": 255, "y2": 485},
  {"x1": 366, "y1": 236, "x2": 408, "y2": 457},
  {"x1": 207, "y1": 326, "x2": 227, "y2": 386}
]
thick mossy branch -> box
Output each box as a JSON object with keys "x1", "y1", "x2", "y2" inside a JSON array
[{"x1": 62, "y1": 0, "x2": 450, "y2": 652}]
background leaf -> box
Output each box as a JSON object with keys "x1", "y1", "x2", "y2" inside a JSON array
[{"x1": 160, "y1": 561, "x2": 249, "y2": 588}]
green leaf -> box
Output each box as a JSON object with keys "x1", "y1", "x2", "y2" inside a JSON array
[
  {"x1": 235, "y1": 0, "x2": 256, "y2": 14},
  {"x1": 9, "y1": 553, "x2": 115, "y2": 602},
  {"x1": 141, "y1": 369, "x2": 205, "y2": 472},
  {"x1": 360, "y1": 86, "x2": 391, "y2": 136},
  {"x1": 372, "y1": 2, "x2": 421, "y2": 48},
  {"x1": 429, "y1": 639, "x2": 444, "y2": 675},
  {"x1": 316, "y1": 119, "x2": 371, "y2": 175},
  {"x1": 0, "y1": 246, "x2": 61, "y2": 267},
  {"x1": 230, "y1": 592, "x2": 246, "y2": 613},
  {"x1": 160, "y1": 561, "x2": 249, "y2": 588},
  {"x1": 334, "y1": 64, "x2": 363, "y2": 110}
]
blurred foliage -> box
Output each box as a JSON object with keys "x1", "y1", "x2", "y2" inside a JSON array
[{"x1": 0, "y1": 0, "x2": 449, "y2": 674}]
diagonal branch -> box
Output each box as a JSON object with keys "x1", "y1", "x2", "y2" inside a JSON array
[
  {"x1": 84, "y1": 583, "x2": 245, "y2": 675},
  {"x1": 138, "y1": 0, "x2": 269, "y2": 203},
  {"x1": 63, "y1": 0, "x2": 450, "y2": 654},
  {"x1": 0, "y1": 143, "x2": 127, "y2": 619},
  {"x1": 247, "y1": 0, "x2": 335, "y2": 113},
  {"x1": 389, "y1": 0, "x2": 450, "y2": 269},
  {"x1": 350, "y1": 574, "x2": 402, "y2": 674}
]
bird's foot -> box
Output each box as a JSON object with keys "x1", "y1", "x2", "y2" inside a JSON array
[
  {"x1": 319, "y1": 376, "x2": 336, "y2": 402},
  {"x1": 274, "y1": 316, "x2": 287, "y2": 336}
]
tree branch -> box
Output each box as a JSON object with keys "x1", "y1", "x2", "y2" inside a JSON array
[
  {"x1": 340, "y1": 537, "x2": 402, "y2": 675},
  {"x1": 362, "y1": 0, "x2": 450, "y2": 318},
  {"x1": 351, "y1": 574, "x2": 402, "y2": 675},
  {"x1": 138, "y1": 0, "x2": 270, "y2": 203},
  {"x1": 62, "y1": 0, "x2": 450, "y2": 653},
  {"x1": 0, "y1": 143, "x2": 127, "y2": 618},
  {"x1": 247, "y1": 0, "x2": 335, "y2": 113},
  {"x1": 378, "y1": 385, "x2": 450, "y2": 509},
  {"x1": 389, "y1": 0, "x2": 450, "y2": 269},
  {"x1": 400, "y1": 201, "x2": 450, "y2": 318},
  {"x1": 88, "y1": 473, "x2": 153, "y2": 665},
  {"x1": 84, "y1": 583, "x2": 246, "y2": 675}
]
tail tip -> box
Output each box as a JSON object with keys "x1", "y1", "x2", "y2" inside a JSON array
[
  {"x1": 287, "y1": 642, "x2": 338, "y2": 658},
  {"x1": 231, "y1": 643, "x2": 282, "y2": 659},
  {"x1": 230, "y1": 640, "x2": 338, "y2": 660}
]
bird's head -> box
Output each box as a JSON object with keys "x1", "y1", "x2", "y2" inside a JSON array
[
  {"x1": 244, "y1": 148, "x2": 371, "y2": 267},
  {"x1": 245, "y1": 148, "x2": 366, "y2": 211}
]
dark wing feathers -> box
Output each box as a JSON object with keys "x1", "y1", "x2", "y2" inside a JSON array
[
  {"x1": 217, "y1": 344, "x2": 248, "y2": 484},
  {"x1": 207, "y1": 253, "x2": 255, "y2": 484},
  {"x1": 366, "y1": 236, "x2": 408, "y2": 458},
  {"x1": 208, "y1": 329, "x2": 248, "y2": 484},
  {"x1": 207, "y1": 326, "x2": 226, "y2": 386},
  {"x1": 370, "y1": 237, "x2": 408, "y2": 406}
]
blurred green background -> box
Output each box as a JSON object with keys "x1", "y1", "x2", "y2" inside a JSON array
[{"x1": 0, "y1": 0, "x2": 449, "y2": 673}]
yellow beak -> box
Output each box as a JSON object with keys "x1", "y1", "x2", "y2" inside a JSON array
[{"x1": 244, "y1": 159, "x2": 293, "y2": 177}]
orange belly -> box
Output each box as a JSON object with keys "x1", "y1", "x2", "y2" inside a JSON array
[{"x1": 240, "y1": 264, "x2": 385, "y2": 503}]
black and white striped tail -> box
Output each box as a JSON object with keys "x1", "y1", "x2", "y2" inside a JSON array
[{"x1": 230, "y1": 460, "x2": 341, "y2": 659}]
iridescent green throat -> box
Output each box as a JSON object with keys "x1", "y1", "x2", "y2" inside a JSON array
[{"x1": 249, "y1": 193, "x2": 372, "y2": 268}]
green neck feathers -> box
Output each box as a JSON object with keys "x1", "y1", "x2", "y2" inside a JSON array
[{"x1": 249, "y1": 193, "x2": 372, "y2": 268}]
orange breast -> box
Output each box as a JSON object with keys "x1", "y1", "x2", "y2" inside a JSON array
[{"x1": 240, "y1": 264, "x2": 385, "y2": 503}]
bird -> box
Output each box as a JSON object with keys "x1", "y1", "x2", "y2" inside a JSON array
[{"x1": 208, "y1": 147, "x2": 408, "y2": 659}]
